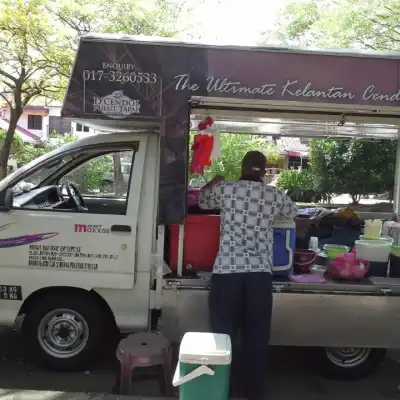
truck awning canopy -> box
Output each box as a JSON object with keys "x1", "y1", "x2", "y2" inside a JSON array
[
  {"x1": 191, "y1": 111, "x2": 399, "y2": 140},
  {"x1": 62, "y1": 34, "x2": 400, "y2": 224},
  {"x1": 63, "y1": 34, "x2": 400, "y2": 140}
]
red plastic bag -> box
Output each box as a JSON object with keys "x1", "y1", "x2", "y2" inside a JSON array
[
  {"x1": 189, "y1": 134, "x2": 214, "y2": 174},
  {"x1": 329, "y1": 252, "x2": 369, "y2": 280}
]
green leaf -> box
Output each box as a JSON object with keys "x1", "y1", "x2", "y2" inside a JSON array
[
  {"x1": 189, "y1": 133, "x2": 282, "y2": 182},
  {"x1": 267, "y1": 0, "x2": 400, "y2": 51},
  {"x1": 0, "y1": 0, "x2": 192, "y2": 178}
]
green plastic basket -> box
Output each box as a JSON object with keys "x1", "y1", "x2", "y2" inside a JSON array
[
  {"x1": 391, "y1": 245, "x2": 400, "y2": 257},
  {"x1": 324, "y1": 244, "x2": 349, "y2": 259}
]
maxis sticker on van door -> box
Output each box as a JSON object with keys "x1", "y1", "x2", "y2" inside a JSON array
[{"x1": 74, "y1": 224, "x2": 109, "y2": 233}]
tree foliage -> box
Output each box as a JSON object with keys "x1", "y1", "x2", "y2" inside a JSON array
[
  {"x1": 61, "y1": 152, "x2": 112, "y2": 195},
  {"x1": 0, "y1": 0, "x2": 67, "y2": 179},
  {"x1": 0, "y1": 129, "x2": 24, "y2": 155},
  {"x1": 190, "y1": 133, "x2": 281, "y2": 183},
  {"x1": 49, "y1": 0, "x2": 187, "y2": 53},
  {"x1": 265, "y1": 0, "x2": 399, "y2": 203},
  {"x1": 310, "y1": 139, "x2": 396, "y2": 204},
  {"x1": 0, "y1": 0, "x2": 193, "y2": 181},
  {"x1": 267, "y1": 0, "x2": 400, "y2": 51},
  {"x1": 15, "y1": 134, "x2": 122, "y2": 195},
  {"x1": 13, "y1": 135, "x2": 77, "y2": 167},
  {"x1": 276, "y1": 169, "x2": 325, "y2": 203}
]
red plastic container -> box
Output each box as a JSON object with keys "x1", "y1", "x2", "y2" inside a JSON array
[
  {"x1": 294, "y1": 249, "x2": 317, "y2": 274},
  {"x1": 169, "y1": 215, "x2": 220, "y2": 272}
]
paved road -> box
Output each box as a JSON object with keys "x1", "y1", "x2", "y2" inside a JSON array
[{"x1": 0, "y1": 329, "x2": 400, "y2": 399}]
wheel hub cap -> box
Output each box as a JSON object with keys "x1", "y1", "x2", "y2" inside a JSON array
[
  {"x1": 38, "y1": 309, "x2": 89, "y2": 359},
  {"x1": 325, "y1": 347, "x2": 371, "y2": 368}
]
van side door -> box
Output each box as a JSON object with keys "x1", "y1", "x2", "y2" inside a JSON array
[{"x1": 0, "y1": 138, "x2": 147, "y2": 292}]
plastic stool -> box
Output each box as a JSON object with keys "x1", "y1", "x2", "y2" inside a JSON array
[{"x1": 114, "y1": 332, "x2": 174, "y2": 396}]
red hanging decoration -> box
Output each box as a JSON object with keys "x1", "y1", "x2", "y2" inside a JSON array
[{"x1": 190, "y1": 116, "x2": 215, "y2": 175}]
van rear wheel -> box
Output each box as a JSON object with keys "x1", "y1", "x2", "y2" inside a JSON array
[
  {"x1": 316, "y1": 347, "x2": 386, "y2": 379},
  {"x1": 22, "y1": 292, "x2": 107, "y2": 371}
]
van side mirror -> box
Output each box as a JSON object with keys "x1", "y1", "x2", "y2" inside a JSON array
[{"x1": 4, "y1": 188, "x2": 14, "y2": 210}]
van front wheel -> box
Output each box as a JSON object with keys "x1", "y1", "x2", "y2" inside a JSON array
[{"x1": 22, "y1": 293, "x2": 107, "y2": 371}]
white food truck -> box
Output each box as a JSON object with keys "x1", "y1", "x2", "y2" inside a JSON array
[{"x1": 0, "y1": 34, "x2": 400, "y2": 379}]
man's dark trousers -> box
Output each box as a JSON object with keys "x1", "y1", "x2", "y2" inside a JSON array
[{"x1": 209, "y1": 272, "x2": 273, "y2": 400}]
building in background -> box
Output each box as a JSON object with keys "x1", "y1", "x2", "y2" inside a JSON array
[
  {"x1": 276, "y1": 137, "x2": 309, "y2": 169},
  {"x1": 0, "y1": 97, "x2": 98, "y2": 143}
]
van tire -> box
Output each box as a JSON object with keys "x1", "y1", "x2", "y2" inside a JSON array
[
  {"x1": 22, "y1": 292, "x2": 107, "y2": 371},
  {"x1": 315, "y1": 347, "x2": 386, "y2": 380}
]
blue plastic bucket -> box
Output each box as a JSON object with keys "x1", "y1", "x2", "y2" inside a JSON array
[{"x1": 272, "y1": 218, "x2": 296, "y2": 276}]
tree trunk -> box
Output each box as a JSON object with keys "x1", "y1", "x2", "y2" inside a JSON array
[
  {"x1": 0, "y1": 109, "x2": 20, "y2": 180},
  {"x1": 351, "y1": 194, "x2": 361, "y2": 205},
  {"x1": 112, "y1": 153, "x2": 125, "y2": 196}
]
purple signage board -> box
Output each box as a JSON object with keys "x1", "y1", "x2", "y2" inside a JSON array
[
  {"x1": 62, "y1": 37, "x2": 400, "y2": 224},
  {"x1": 197, "y1": 48, "x2": 400, "y2": 105}
]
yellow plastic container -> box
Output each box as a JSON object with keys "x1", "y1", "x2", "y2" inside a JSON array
[{"x1": 363, "y1": 219, "x2": 383, "y2": 239}]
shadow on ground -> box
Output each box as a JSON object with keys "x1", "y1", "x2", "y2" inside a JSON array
[{"x1": 0, "y1": 329, "x2": 400, "y2": 399}]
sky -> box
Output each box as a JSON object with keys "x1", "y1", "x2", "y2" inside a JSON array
[{"x1": 178, "y1": 0, "x2": 285, "y2": 45}]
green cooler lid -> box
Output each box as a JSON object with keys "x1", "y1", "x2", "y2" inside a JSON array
[{"x1": 179, "y1": 332, "x2": 232, "y2": 365}]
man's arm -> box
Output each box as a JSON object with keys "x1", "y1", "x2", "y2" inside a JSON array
[
  {"x1": 198, "y1": 177, "x2": 224, "y2": 210},
  {"x1": 279, "y1": 191, "x2": 298, "y2": 218}
]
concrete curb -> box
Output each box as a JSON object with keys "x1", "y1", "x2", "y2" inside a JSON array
[
  {"x1": 0, "y1": 391, "x2": 174, "y2": 400},
  {"x1": 0, "y1": 391, "x2": 245, "y2": 400}
]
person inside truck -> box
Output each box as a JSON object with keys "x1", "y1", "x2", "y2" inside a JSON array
[{"x1": 198, "y1": 150, "x2": 297, "y2": 400}]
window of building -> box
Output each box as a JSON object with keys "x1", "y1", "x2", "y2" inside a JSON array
[
  {"x1": 76, "y1": 123, "x2": 90, "y2": 132},
  {"x1": 27, "y1": 115, "x2": 43, "y2": 130}
]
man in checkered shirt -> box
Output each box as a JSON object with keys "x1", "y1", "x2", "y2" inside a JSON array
[{"x1": 198, "y1": 151, "x2": 297, "y2": 400}]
